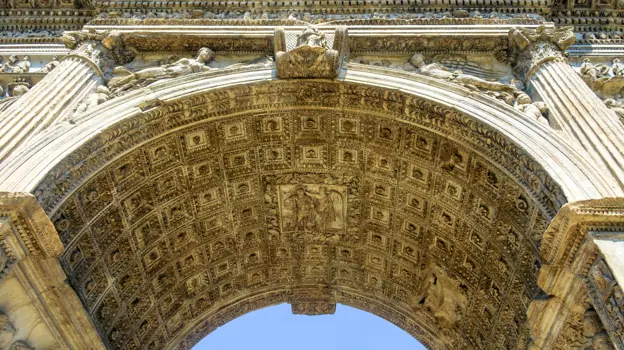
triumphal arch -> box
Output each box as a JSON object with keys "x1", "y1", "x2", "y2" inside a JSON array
[{"x1": 2, "y1": 1, "x2": 624, "y2": 349}]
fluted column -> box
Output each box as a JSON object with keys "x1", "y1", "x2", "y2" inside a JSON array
[
  {"x1": 510, "y1": 26, "x2": 624, "y2": 193},
  {"x1": 0, "y1": 31, "x2": 133, "y2": 165}
]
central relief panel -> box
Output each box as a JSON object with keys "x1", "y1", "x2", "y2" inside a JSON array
[
  {"x1": 50, "y1": 105, "x2": 556, "y2": 350},
  {"x1": 277, "y1": 183, "x2": 347, "y2": 239}
]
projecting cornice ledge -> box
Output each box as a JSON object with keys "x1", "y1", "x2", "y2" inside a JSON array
[{"x1": 79, "y1": 23, "x2": 554, "y2": 55}]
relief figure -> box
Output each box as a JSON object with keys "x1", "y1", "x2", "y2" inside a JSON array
[
  {"x1": 413, "y1": 263, "x2": 468, "y2": 327},
  {"x1": 108, "y1": 47, "x2": 215, "y2": 94},
  {"x1": 409, "y1": 53, "x2": 516, "y2": 93},
  {"x1": 280, "y1": 184, "x2": 345, "y2": 235}
]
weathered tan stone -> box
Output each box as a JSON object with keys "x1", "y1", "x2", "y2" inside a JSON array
[{"x1": 0, "y1": 5, "x2": 623, "y2": 350}]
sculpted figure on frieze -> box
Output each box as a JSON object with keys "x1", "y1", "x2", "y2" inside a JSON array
[
  {"x1": 611, "y1": 58, "x2": 624, "y2": 77},
  {"x1": 516, "y1": 92, "x2": 550, "y2": 126},
  {"x1": 73, "y1": 85, "x2": 111, "y2": 117},
  {"x1": 39, "y1": 56, "x2": 60, "y2": 73},
  {"x1": 604, "y1": 99, "x2": 624, "y2": 123},
  {"x1": 107, "y1": 47, "x2": 215, "y2": 94},
  {"x1": 0, "y1": 55, "x2": 30, "y2": 73},
  {"x1": 409, "y1": 53, "x2": 517, "y2": 93},
  {"x1": 578, "y1": 58, "x2": 624, "y2": 100},
  {"x1": 580, "y1": 58, "x2": 610, "y2": 81}
]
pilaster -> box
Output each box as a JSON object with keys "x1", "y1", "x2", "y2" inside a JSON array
[
  {"x1": 527, "y1": 198, "x2": 624, "y2": 349},
  {"x1": 0, "y1": 192, "x2": 104, "y2": 350}
]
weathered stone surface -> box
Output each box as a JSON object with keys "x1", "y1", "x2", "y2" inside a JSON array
[{"x1": 0, "y1": 5, "x2": 624, "y2": 350}]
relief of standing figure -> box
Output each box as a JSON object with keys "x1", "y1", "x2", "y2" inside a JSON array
[
  {"x1": 315, "y1": 186, "x2": 340, "y2": 233},
  {"x1": 285, "y1": 187, "x2": 318, "y2": 232},
  {"x1": 283, "y1": 185, "x2": 344, "y2": 234}
]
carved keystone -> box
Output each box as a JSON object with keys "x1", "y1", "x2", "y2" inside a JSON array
[
  {"x1": 289, "y1": 287, "x2": 337, "y2": 315},
  {"x1": 275, "y1": 25, "x2": 348, "y2": 79}
]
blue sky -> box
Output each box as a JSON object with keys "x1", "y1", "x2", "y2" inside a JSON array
[{"x1": 193, "y1": 303, "x2": 426, "y2": 350}]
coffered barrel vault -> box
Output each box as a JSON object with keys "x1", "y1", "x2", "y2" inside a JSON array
[
  {"x1": 46, "y1": 81, "x2": 566, "y2": 350},
  {"x1": 0, "y1": 3, "x2": 624, "y2": 350}
]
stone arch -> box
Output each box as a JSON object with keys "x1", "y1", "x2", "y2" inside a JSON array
[{"x1": 0, "y1": 66, "x2": 616, "y2": 349}]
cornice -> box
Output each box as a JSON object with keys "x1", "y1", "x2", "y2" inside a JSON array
[
  {"x1": 86, "y1": 17, "x2": 545, "y2": 27},
  {"x1": 92, "y1": 0, "x2": 552, "y2": 13},
  {"x1": 0, "y1": 43, "x2": 68, "y2": 54},
  {"x1": 76, "y1": 23, "x2": 545, "y2": 54},
  {"x1": 1, "y1": 1, "x2": 624, "y2": 34},
  {"x1": 0, "y1": 24, "x2": 622, "y2": 59}
]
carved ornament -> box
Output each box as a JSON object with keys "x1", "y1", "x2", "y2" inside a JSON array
[
  {"x1": 62, "y1": 30, "x2": 135, "y2": 71},
  {"x1": 578, "y1": 58, "x2": 624, "y2": 101},
  {"x1": 39, "y1": 79, "x2": 565, "y2": 349},
  {"x1": 588, "y1": 259, "x2": 624, "y2": 349},
  {"x1": 508, "y1": 25, "x2": 576, "y2": 81},
  {"x1": 0, "y1": 192, "x2": 63, "y2": 259},
  {"x1": 275, "y1": 26, "x2": 348, "y2": 79}
]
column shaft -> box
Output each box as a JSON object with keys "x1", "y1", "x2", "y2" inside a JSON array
[
  {"x1": 0, "y1": 56, "x2": 103, "y2": 164},
  {"x1": 529, "y1": 60, "x2": 624, "y2": 189}
]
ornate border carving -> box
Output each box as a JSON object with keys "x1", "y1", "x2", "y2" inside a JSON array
[{"x1": 0, "y1": 192, "x2": 63, "y2": 258}]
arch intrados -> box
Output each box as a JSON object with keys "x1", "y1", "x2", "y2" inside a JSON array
[
  {"x1": 45, "y1": 101, "x2": 559, "y2": 349},
  {"x1": 5, "y1": 66, "x2": 606, "y2": 349},
  {"x1": 0, "y1": 65, "x2": 612, "y2": 214}
]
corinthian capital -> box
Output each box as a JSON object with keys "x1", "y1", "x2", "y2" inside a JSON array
[
  {"x1": 508, "y1": 25, "x2": 576, "y2": 81},
  {"x1": 61, "y1": 30, "x2": 136, "y2": 76}
]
